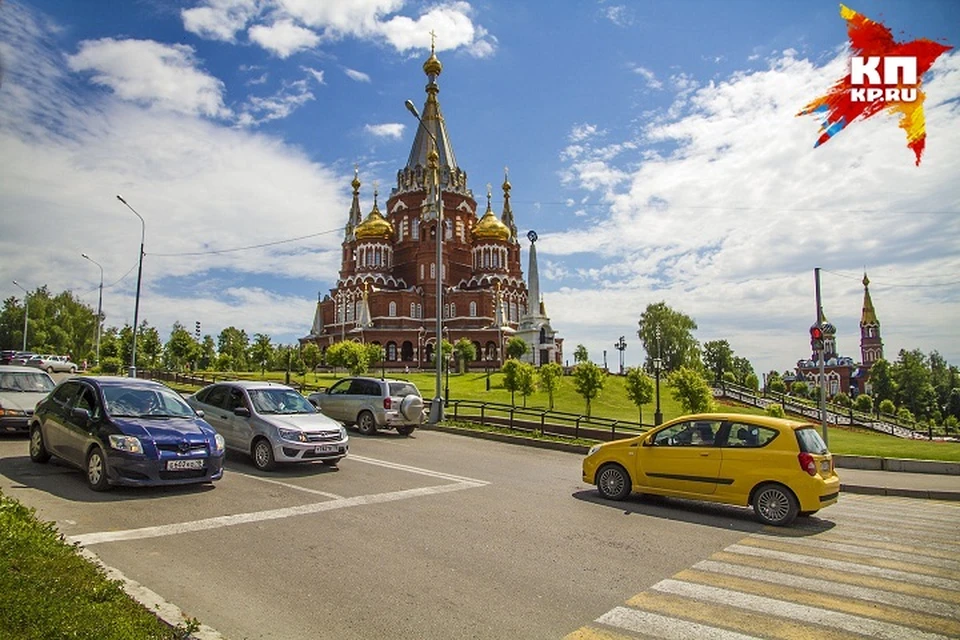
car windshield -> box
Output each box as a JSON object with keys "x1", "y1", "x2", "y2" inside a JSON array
[
  {"x1": 796, "y1": 427, "x2": 829, "y2": 454},
  {"x1": 0, "y1": 371, "x2": 55, "y2": 393},
  {"x1": 249, "y1": 388, "x2": 316, "y2": 415},
  {"x1": 104, "y1": 386, "x2": 197, "y2": 418},
  {"x1": 388, "y1": 382, "x2": 419, "y2": 397}
]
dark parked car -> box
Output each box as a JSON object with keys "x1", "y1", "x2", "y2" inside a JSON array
[
  {"x1": 9, "y1": 352, "x2": 38, "y2": 366},
  {"x1": 29, "y1": 377, "x2": 225, "y2": 491},
  {"x1": 0, "y1": 350, "x2": 18, "y2": 365}
]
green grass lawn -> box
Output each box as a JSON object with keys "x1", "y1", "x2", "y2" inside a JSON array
[{"x1": 184, "y1": 367, "x2": 960, "y2": 462}]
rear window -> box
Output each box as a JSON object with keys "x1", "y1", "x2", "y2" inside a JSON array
[
  {"x1": 796, "y1": 427, "x2": 828, "y2": 454},
  {"x1": 388, "y1": 382, "x2": 419, "y2": 398}
]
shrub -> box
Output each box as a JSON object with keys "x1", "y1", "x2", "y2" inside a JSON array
[
  {"x1": 879, "y1": 398, "x2": 896, "y2": 416},
  {"x1": 99, "y1": 356, "x2": 122, "y2": 374},
  {"x1": 854, "y1": 393, "x2": 873, "y2": 413},
  {"x1": 791, "y1": 381, "x2": 809, "y2": 398},
  {"x1": 832, "y1": 392, "x2": 852, "y2": 408},
  {"x1": 765, "y1": 403, "x2": 785, "y2": 418}
]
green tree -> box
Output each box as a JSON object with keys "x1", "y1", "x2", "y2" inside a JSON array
[
  {"x1": 624, "y1": 366, "x2": 654, "y2": 424},
  {"x1": 928, "y1": 351, "x2": 953, "y2": 413},
  {"x1": 138, "y1": 322, "x2": 162, "y2": 370},
  {"x1": 218, "y1": 326, "x2": 250, "y2": 371},
  {"x1": 453, "y1": 338, "x2": 476, "y2": 373},
  {"x1": 572, "y1": 361, "x2": 605, "y2": 417},
  {"x1": 832, "y1": 391, "x2": 852, "y2": 408},
  {"x1": 791, "y1": 381, "x2": 809, "y2": 398},
  {"x1": 573, "y1": 344, "x2": 589, "y2": 364},
  {"x1": 744, "y1": 373, "x2": 759, "y2": 391},
  {"x1": 198, "y1": 335, "x2": 216, "y2": 370},
  {"x1": 302, "y1": 343, "x2": 322, "y2": 380},
  {"x1": 505, "y1": 336, "x2": 528, "y2": 360},
  {"x1": 326, "y1": 341, "x2": 368, "y2": 376},
  {"x1": 637, "y1": 301, "x2": 700, "y2": 373},
  {"x1": 669, "y1": 367, "x2": 713, "y2": 413},
  {"x1": 702, "y1": 339, "x2": 733, "y2": 383},
  {"x1": 251, "y1": 333, "x2": 273, "y2": 375},
  {"x1": 868, "y1": 359, "x2": 896, "y2": 406},
  {"x1": 896, "y1": 406, "x2": 915, "y2": 424},
  {"x1": 893, "y1": 349, "x2": 937, "y2": 421},
  {"x1": 366, "y1": 343, "x2": 385, "y2": 376},
  {"x1": 538, "y1": 362, "x2": 563, "y2": 410},
  {"x1": 516, "y1": 362, "x2": 537, "y2": 407},
  {"x1": 163, "y1": 322, "x2": 198, "y2": 371},
  {"x1": 502, "y1": 359, "x2": 521, "y2": 406},
  {"x1": 854, "y1": 394, "x2": 873, "y2": 413},
  {"x1": 730, "y1": 356, "x2": 754, "y2": 386}
]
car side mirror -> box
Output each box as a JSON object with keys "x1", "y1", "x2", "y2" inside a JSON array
[
  {"x1": 234, "y1": 407, "x2": 251, "y2": 417},
  {"x1": 71, "y1": 407, "x2": 91, "y2": 425},
  {"x1": 194, "y1": 409, "x2": 205, "y2": 419}
]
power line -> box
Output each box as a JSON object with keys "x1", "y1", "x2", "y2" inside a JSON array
[
  {"x1": 821, "y1": 268, "x2": 960, "y2": 289},
  {"x1": 149, "y1": 228, "x2": 341, "y2": 257}
]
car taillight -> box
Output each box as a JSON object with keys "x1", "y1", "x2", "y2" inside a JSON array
[
  {"x1": 798, "y1": 452, "x2": 817, "y2": 476},
  {"x1": 383, "y1": 397, "x2": 392, "y2": 410}
]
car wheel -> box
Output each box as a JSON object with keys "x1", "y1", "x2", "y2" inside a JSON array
[
  {"x1": 596, "y1": 463, "x2": 631, "y2": 501},
  {"x1": 396, "y1": 425, "x2": 415, "y2": 436},
  {"x1": 321, "y1": 458, "x2": 341, "y2": 467},
  {"x1": 46, "y1": 366, "x2": 54, "y2": 373},
  {"x1": 29, "y1": 425, "x2": 50, "y2": 463},
  {"x1": 356, "y1": 411, "x2": 378, "y2": 436},
  {"x1": 252, "y1": 438, "x2": 276, "y2": 471},
  {"x1": 86, "y1": 446, "x2": 111, "y2": 491},
  {"x1": 69, "y1": 367, "x2": 77, "y2": 374},
  {"x1": 753, "y1": 483, "x2": 799, "y2": 526}
]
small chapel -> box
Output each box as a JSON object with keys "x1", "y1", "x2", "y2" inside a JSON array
[{"x1": 301, "y1": 44, "x2": 562, "y2": 369}]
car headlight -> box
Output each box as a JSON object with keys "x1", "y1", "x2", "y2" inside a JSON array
[
  {"x1": 587, "y1": 444, "x2": 602, "y2": 456},
  {"x1": 278, "y1": 428, "x2": 307, "y2": 442},
  {"x1": 0, "y1": 408, "x2": 26, "y2": 417},
  {"x1": 339, "y1": 426, "x2": 348, "y2": 440},
  {"x1": 213, "y1": 433, "x2": 225, "y2": 453},
  {"x1": 108, "y1": 434, "x2": 143, "y2": 454}
]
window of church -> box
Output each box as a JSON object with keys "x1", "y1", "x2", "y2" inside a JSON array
[
  {"x1": 450, "y1": 303, "x2": 456, "y2": 317},
  {"x1": 410, "y1": 302, "x2": 416, "y2": 318},
  {"x1": 387, "y1": 343, "x2": 397, "y2": 361},
  {"x1": 469, "y1": 301, "x2": 477, "y2": 317},
  {"x1": 412, "y1": 218, "x2": 420, "y2": 240},
  {"x1": 430, "y1": 263, "x2": 436, "y2": 279},
  {"x1": 347, "y1": 304, "x2": 354, "y2": 322},
  {"x1": 389, "y1": 301, "x2": 397, "y2": 317},
  {"x1": 420, "y1": 264, "x2": 424, "y2": 280},
  {"x1": 443, "y1": 304, "x2": 449, "y2": 319},
  {"x1": 417, "y1": 303, "x2": 422, "y2": 318}
]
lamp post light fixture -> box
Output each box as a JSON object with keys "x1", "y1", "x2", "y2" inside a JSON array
[
  {"x1": 405, "y1": 98, "x2": 444, "y2": 423},
  {"x1": 653, "y1": 325, "x2": 663, "y2": 426},
  {"x1": 11, "y1": 280, "x2": 29, "y2": 351},
  {"x1": 81, "y1": 253, "x2": 104, "y2": 366},
  {"x1": 116, "y1": 195, "x2": 145, "y2": 378},
  {"x1": 614, "y1": 335, "x2": 627, "y2": 375}
]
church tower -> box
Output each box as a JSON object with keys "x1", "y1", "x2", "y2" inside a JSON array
[{"x1": 859, "y1": 272, "x2": 884, "y2": 367}]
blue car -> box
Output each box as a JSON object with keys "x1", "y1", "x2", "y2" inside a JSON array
[{"x1": 29, "y1": 377, "x2": 225, "y2": 491}]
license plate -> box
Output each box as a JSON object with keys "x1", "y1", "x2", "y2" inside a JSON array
[
  {"x1": 167, "y1": 459, "x2": 204, "y2": 471},
  {"x1": 315, "y1": 445, "x2": 337, "y2": 454},
  {"x1": 821, "y1": 460, "x2": 831, "y2": 472}
]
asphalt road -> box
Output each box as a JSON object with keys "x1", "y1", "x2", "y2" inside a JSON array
[{"x1": 2, "y1": 429, "x2": 958, "y2": 639}]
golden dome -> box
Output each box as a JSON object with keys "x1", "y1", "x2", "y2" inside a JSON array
[
  {"x1": 472, "y1": 209, "x2": 510, "y2": 242},
  {"x1": 423, "y1": 49, "x2": 442, "y2": 76},
  {"x1": 355, "y1": 202, "x2": 393, "y2": 240}
]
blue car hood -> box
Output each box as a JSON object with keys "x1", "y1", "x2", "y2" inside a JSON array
[{"x1": 112, "y1": 416, "x2": 212, "y2": 443}]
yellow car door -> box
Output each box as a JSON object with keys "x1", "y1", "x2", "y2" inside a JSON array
[{"x1": 637, "y1": 419, "x2": 723, "y2": 496}]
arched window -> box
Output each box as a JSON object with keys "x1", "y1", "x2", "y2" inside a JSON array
[
  {"x1": 417, "y1": 303, "x2": 422, "y2": 318},
  {"x1": 387, "y1": 342, "x2": 397, "y2": 361},
  {"x1": 450, "y1": 303, "x2": 456, "y2": 317},
  {"x1": 410, "y1": 302, "x2": 416, "y2": 318},
  {"x1": 443, "y1": 304, "x2": 449, "y2": 319},
  {"x1": 346, "y1": 303, "x2": 354, "y2": 322},
  {"x1": 430, "y1": 263, "x2": 436, "y2": 279},
  {"x1": 389, "y1": 301, "x2": 397, "y2": 317},
  {"x1": 420, "y1": 264, "x2": 424, "y2": 280},
  {"x1": 469, "y1": 301, "x2": 477, "y2": 317},
  {"x1": 411, "y1": 218, "x2": 420, "y2": 240}
]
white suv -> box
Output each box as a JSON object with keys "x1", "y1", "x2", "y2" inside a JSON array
[{"x1": 309, "y1": 377, "x2": 424, "y2": 436}]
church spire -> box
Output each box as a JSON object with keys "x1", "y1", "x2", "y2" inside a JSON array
[
  {"x1": 501, "y1": 167, "x2": 517, "y2": 243},
  {"x1": 859, "y1": 272, "x2": 884, "y2": 366},
  {"x1": 404, "y1": 39, "x2": 461, "y2": 188},
  {"x1": 345, "y1": 165, "x2": 363, "y2": 241},
  {"x1": 860, "y1": 272, "x2": 878, "y2": 326}
]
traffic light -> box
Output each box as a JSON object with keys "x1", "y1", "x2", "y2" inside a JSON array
[
  {"x1": 810, "y1": 325, "x2": 824, "y2": 352},
  {"x1": 195, "y1": 321, "x2": 201, "y2": 340}
]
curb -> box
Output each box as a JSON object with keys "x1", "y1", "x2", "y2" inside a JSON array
[{"x1": 839, "y1": 484, "x2": 960, "y2": 501}]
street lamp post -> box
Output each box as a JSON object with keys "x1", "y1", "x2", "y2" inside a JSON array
[
  {"x1": 614, "y1": 335, "x2": 626, "y2": 375},
  {"x1": 443, "y1": 327, "x2": 450, "y2": 405},
  {"x1": 653, "y1": 325, "x2": 663, "y2": 425},
  {"x1": 11, "y1": 280, "x2": 29, "y2": 351},
  {"x1": 405, "y1": 98, "x2": 444, "y2": 423},
  {"x1": 116, "y1": 195, "x2": 145, "y2": 378},
  {"x1": 81, "y1": 253, "x2": 104, "y2": 366}
]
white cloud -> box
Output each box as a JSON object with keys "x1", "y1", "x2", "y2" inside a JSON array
[
  {"x1": 302, "y1": 66, "x2": 325, "y2": 84},
  {"x1": 66, "y1": 38, "x2": 232, "y2": 119},
  {"x1": 247, "y1": 19, "x2": 320, "y2": 58},
  {"x1": 344, "y1": 67, "x2": 371, "y2": 82},
  {"x1": 237, "y1": 79, "x2": 315, "y2": 126},
  {"x1": 365, "y1": 123, "x2": 405, "y2": 139},
  {"x1": 377, "y1": 2, "x2": 496, "y2": 58},
  {"x1": 603, "y1": 5, "x2": 634, "y2": 28},
  {"x1": 548, "y1": 51, "x2": 960, "y2": 373},
  {"x1": 629, "y1": 63, "x2": 663, "y2": 90},
  {"x1": 569, "y1": 123, "x2": 602, "y2": 142},
  {"x1": 182, "y1": 0, "x2": 259, "y2": 42}
]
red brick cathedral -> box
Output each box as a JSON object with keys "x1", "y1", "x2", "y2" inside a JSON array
[{"x1": 301, "y1": 45, "x2": 562, "y2": 369}]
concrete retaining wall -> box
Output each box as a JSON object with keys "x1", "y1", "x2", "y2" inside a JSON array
[{"x1": 832, "y1": 455, "x2": 959, "y2": 475}]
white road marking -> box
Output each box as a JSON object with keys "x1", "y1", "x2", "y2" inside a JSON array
[
  {"x1": 694, "y1": 559, "x2": 960, "y2": 617},
  {"x1": 759, "y1": 534, "x2": 960, "y2": 570},
  {"x1": 651, "y1": 579, "x2": 955, "y2": 640},
  {"x1": 230, "y1": 472, "x2": 345, "y2": 499},
  {"x1": 596, "y1": 607, "x2": 758, "y2": 640},
  {"x1": 726, "y1": 544, "x2": 960, "y2": 590},
  {"x1": 348, "y1": 454, "x2": 490, "y2": 485}
]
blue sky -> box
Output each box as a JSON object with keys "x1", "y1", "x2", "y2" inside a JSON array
[{"x1": 1, "y1": 0, "x2": 958, "y2": 375}]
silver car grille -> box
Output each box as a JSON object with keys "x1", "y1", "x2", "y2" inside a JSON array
[{"x1": 305, "y1": 431, "x2": 341, "y2": 442}]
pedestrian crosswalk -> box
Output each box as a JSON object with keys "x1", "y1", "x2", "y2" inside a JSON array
[{"x1": 566, "y1": 495, "x2": 960, "y2": 639}]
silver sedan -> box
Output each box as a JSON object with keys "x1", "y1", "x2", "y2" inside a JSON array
[{"x1": 186, "y1": 381, "x2": 348, "y2": 471}]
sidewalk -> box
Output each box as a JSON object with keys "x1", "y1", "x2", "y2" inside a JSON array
[{"x1": 837, "y1": 467, "x2": 960, "y2": 501}]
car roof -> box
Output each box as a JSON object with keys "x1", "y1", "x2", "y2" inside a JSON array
[
  {"x1": 0, "y1": 365, "x2": 51, "y2": 374},
  {"x1": 206, "y1": 380, "x2": 294, "y2": 390},
  {"x1": 81, "y1": 376, "x2": 173, "y2": 390},
  {"x1": 670, "y1": 412, "x2": 817, "y2": 432}
]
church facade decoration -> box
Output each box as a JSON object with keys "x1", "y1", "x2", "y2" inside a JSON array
[{"x1": 301, "y1": 46, "x2": 562, "y2": 369}]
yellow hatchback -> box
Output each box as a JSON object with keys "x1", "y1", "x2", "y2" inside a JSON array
[{"x1": 582, "y1": 413, "x2": 840, "y2": 526}]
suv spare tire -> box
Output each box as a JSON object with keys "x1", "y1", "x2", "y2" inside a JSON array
[{"x1": 400, "y1": 394, "x2": 424, "y2": 422}]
